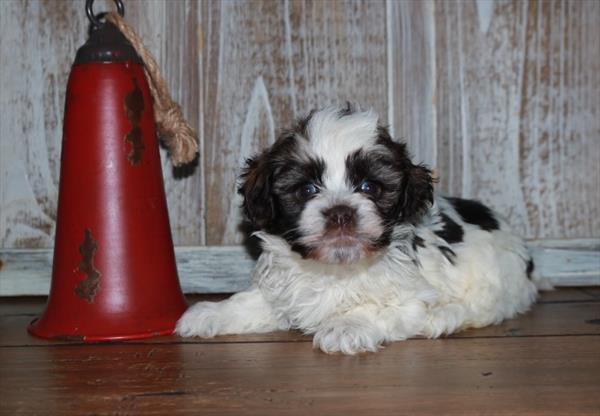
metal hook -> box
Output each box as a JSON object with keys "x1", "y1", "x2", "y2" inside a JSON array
[{"x1": 85, "y1": 0, "x2": 125, "y2": 29}]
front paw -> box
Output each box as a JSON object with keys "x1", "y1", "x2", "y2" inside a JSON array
[
  {"x1": 176, "y1": 302, "x2": 222, "y2": 337},
  {"x1": 313, "y1": 322, "x2": 385, "y2": 355}
]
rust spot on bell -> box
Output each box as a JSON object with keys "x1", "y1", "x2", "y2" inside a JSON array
[
  {"x1": 124, "y1": 78, "x2": 145, "y2": 165},
  {"x1": 52, "y1": 334, "x2": 86, "y2": 342},
  {"x1": 75, "y1": 229, "x2": 101, "y2": 303}
]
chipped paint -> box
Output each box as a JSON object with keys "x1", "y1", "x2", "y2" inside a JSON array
[
  {"x1": 123, "y1": 78, "x2": 145, "y2": 165},
  {"x1": 74, "y1": 229, "x2": 101, "y2": 302},
  {"x1": 223, "y1": 76, "x2": 275, "y2": 243},
  {"x1": 52, "y1": 334, "x2": 86, "y2": 342},
  {"x1": 475, "y1": 0, "x2": 495, "y2": 34}
]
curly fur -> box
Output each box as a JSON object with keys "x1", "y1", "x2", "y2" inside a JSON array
[{"x1": 177, "y1": 106, "x2": 541, "y2": 354}]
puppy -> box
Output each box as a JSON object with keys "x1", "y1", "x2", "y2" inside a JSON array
[{"x1": 177, "y1": 105, "x2": 540, "y2": 354}]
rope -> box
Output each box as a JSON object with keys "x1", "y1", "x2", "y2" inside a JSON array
[{"x1": 106, "y1": 12, "x2": 198, "y2": 167}]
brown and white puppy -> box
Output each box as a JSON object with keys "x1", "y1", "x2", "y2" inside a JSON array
[{"x1": 177, "y1": 105, "x2": 540, "y2": 354}]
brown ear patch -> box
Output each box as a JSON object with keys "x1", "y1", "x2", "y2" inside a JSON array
[
  {"x1": 401, "y1": 163, "x2": 434, "y2": 223},
  {"x1": 374, "y1": 127, "x2": 434, "y2": 224},
  {"x1": 238, "y1": 155, "x2": 275, "y2": 229}
]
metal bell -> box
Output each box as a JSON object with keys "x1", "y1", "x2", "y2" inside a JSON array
[{"x1": 28, "y1": 0, "x2": 187, "y2": 341}]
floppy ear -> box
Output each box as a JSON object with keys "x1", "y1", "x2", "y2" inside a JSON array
[
  {"x1": 400, "y1": 163, "x2": 434, "y2": 224},
  {"x1": 238, "y1": 152, "x2": 275, "y2": 229},
  {"x1": 375, "y1": 126, "x2": 434, "y2": 223}
]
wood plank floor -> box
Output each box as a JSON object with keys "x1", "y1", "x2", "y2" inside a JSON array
[{"x1": 1, "y1": 288, "x2": 599, "y2": 415}]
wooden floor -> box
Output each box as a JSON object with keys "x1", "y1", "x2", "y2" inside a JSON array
[{"x1": 1, "y1": 288, "x2": 599, "y2": 415}]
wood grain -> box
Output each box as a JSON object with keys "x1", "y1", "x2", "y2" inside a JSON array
[
  {"x1": 518, "y1": 0, "x2": 600, "y2": 239},
  {"x1": 106, "y1": 0, "x2": 206, "y2": 246},
  {"x1": 387, "y1": 0, "x2": 437, "y2": 167},
  {"x1": 0, "y1": 0, "x2": 86, "y2": 249},
  {"x1": 528, "y1": 238, "x2": 600, "y2": 286},
  {"x1": 434, "y1": 0, "x2": 600, "y2": 239},
  {"x1": 0, "y1": 0, "x2": 205, "y2": 248},
  {"x1": 149, "y1": 0, "x2": 205, "y2": 245},
  {"x1": 1, "y1": 336, "x2": 599, "y2": 415},
  {"x1": 0, "y1": 0, "x2": 598, "y2": 253},
  {"x1": 202, "y1": 0, "x2": 388, "y2": 245},
  {"x1": 201, "y1": 0, "x2": 288, "y2": 246},
  {"x1": 1, "y1": 239, "x2": 598, "y2": 295},
  {"x1": 1, "y1": 289, "x2": 599, "y2": 414}
]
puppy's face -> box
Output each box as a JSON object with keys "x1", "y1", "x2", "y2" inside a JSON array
[{"x1": 239, "y1": 106, "x2": 433, "y2": 264}]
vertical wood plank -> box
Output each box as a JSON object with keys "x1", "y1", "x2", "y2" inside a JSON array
[
  {"x1": 201, "y1": 0, "x2": 287, "y2": 246},
  {"x1": 161, "y1": 0, "x2": 205, "y2": 246},
  {"x1": 125, "y1": 0, "x2": 205, "y2": 245},
  {"x1": 0, "y1": 0, "x2": 205, "y2": 247},
  {"x1": 1, "y1": 0, "x2": 598, "y2": 251},
  {"x1": 0, "y1": 0, "x2": 87, "y2": 248},
  {"x1": 203, "y1": 0, "x2": 388, "y2": 245},
  {"x1": 434, "y1": 0, "x2": 600, "y2": 239},
  {"x1": 518, "y1": 0, "x2": 600, "y2": 238},
  {"x1": 285, "y1": 0, "x2": 388, "y2": 120},
  {"x1": 435, "y1": 0, "x2": 531, "y2": 235},
  {"x1": 387, "y1": 0, "x2": 437, "y2": 167}
]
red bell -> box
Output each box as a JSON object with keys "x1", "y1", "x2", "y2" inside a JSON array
[{"x1": 28, "y1": 2, "x2": 187, "y2": 341}]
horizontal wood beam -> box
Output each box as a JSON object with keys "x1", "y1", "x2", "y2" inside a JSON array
[{"x1": 0, "y1": 239, "x2": 598, "y2": 296}]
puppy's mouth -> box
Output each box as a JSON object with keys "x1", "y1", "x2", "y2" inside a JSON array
[
  {"x1": 323, "y1": 228, "x2": 360, "y2": 245},
  {"x1": 303, "y1": 232, "x2": 381, "y2": 264}
]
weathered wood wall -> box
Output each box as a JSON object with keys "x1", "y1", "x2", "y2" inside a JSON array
[{"x1": 1, "y1": 0, "x2": 599, "y2": 251}]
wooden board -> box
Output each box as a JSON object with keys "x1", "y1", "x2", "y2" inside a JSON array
[
  {"x1": 1, "y1": 288, "x2": 599, "y2": 414},
  {"x1": 0, "y1": 0, "x2": 205, "y2": 247},
  {"x1": 1, "y1": 239, "x2": 598, "y2": 296},
  {"x1": 127, "y1": 0, "x2": 206, "y2": 246},
  {"x1": 0, "y1": 0, "x2": 86, "y2": 249},
  {"x1": 387, "y1": 0, "x2": 437, "y2": 167},
  {"x1": 1, "y1": 0, "x2": 598, "y2": 254},
  {"x1": 434, "y1": 0, "x2": 600, "y2": 239},
  {"x1": 1, "y1": 336, "x2": 599, "y2": 415}
]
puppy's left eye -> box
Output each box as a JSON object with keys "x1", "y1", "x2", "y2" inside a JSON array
[{"x1": 358, "y1": 180, "x2": 381, "y2": 196}]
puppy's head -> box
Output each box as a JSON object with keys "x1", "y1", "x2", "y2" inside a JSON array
[{"x1": 239, "y1": 105, "x2": 433, "y2": 264}]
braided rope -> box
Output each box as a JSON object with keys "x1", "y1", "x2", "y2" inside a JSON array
[{"x1": 106, "y1": 12, "x2": 198, "y2": 167}]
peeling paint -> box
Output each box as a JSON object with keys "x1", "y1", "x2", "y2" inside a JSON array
[
  {"x1": 223, "y1": 76, "x2": 275, "y2": 243},
  {"x1": 74, "y1": 229, "x2": 101, "y2": 303},
  {"x1": 52, "y1": 334, "x2": 86, "y2": 342},
  {"x1": 123, "y1": 78, "x2": 145, "y2": 165}
]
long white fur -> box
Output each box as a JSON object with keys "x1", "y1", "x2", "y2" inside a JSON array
[
  {"x1": 176, "y1": 108, "x2": 540, "y2": 354},
  {"x1": 305, "y1": 107, "x2": 379, "y2": 191}
]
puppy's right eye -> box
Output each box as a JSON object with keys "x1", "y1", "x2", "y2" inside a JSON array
[{"x1": 297, "y1": 183, "x2": 319, "y2": 200}]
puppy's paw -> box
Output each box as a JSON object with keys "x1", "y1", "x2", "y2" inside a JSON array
[
  {"x1": 176, "y1": 302, "x2": 223, "y2": 338},
  {"x1": 313, "y1": 321, "x2": 385, "y2": 355}
]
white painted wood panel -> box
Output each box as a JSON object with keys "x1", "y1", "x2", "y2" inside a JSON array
[
  {"x1": 0, "y1": 0, "x2": 598, "y2": 293},
  {"x1": 387, "y1": 0, "x2": 437, "y2": 167},
  {"x1": 0, "y1": 0, "x2": 205, "y2": 248},
  {"x1": 201, "y1": 0, "x2": 388, "y2": 245},
  {"x1": 1, "y1": 239, "x2": 597, "y2": 296},
  {"x1": 105, "y1": 0, "x2": 207, "y2": 245},
  {"x1": 0, "y1": 0, "x2": 86, "y2": 249},
  {"x1": 434, "y1": 0, "x2": 600, "y2": 239}
]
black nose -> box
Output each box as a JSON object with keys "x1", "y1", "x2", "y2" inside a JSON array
[{"x1": 323, "y1": 205, "x2": 356, "y2": 229}]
